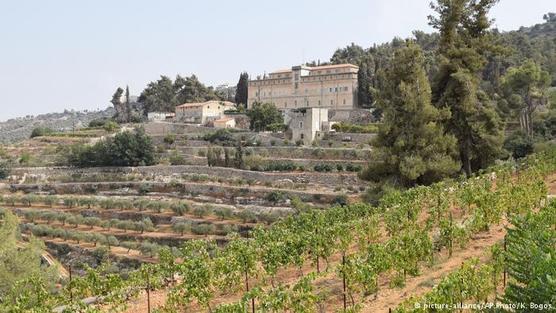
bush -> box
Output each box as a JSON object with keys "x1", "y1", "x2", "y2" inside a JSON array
[
  {"x1": 331, "y1": 122, "x2": 379, "y2": 133},
  {"x1": 30, "y1": 127, "x2": 54, "y2": 138},
  {"x1": 163, "y1": 133, "x2": 176, "y2": 145},
  {"x1": 168, "y1": 150, "x2": 186, "y2": 165},
  {"x1": 265, "y1": 191, "x2": 286, "y2": 203},
  {"x1": 88, "y1": 118, "x2": 111, "y2": 128},
  {"x1": 65, "y1": 127, "x2": 157, "y2": 167},
  {"x1": 333, "y1": 194, "x2": 348, "y2": 206},
  {"x1": 345, "y1": 163, "x2": 362, "y2": 172},
  {"x1": 0, "y1": 159, "x2": 10, "y2": 179},
  {"x1": 170, "y1": 202, "x2": 190, "y2": 216},
  {"x1": 203, "y1": 129, "x2": 235, "y2": 145},
  {"x1": 237, "y1": 210, "x2": 258, "y2": 223},
  {"x1": 172, "y1": 221, "x2": 191, "y2": 235},
  {"x1": 314, "y1": 163, "x2": 333, "y2": 172},
  {"x1": 103, "y1": 121, "x2": 120, "y2": 132},
  {"x1": 504, "y1": 130, "x2": 534, "y2": 159}
]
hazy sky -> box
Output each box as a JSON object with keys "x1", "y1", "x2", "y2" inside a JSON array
[{"x1": 0, "y1": 0, "x2": 553, "y2": 121}]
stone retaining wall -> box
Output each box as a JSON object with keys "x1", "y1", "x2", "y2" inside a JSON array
[{"x1": 12, "y1": 165, "x2": 364, "y2": 187}]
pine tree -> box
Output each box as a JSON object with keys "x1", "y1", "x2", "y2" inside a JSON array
[
  {"x1": 501, "y1": 60, "x2": 551, "y2": 136},
  {"x1": 429, "y1": 0, "x2": 505, "y2": 176},
  {"x1": 360, "y1": 43, "x2": 460, "y2": 193},
  {"x1": 235, "y1": 72, "x2": 249, "y2": 108}
]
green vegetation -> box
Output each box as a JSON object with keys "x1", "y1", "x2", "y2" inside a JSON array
[
  {"x1": 331, "y1": 122, "x2": 379, "y2": 133},
  {"x1": 2, "y1": 147, "x2": 553, "y2": 312},
  {"x1": 0, "y1": 158, "x2": 10, "y2": 179},
  {"x1": 0, "y1": 211, "x2": 57, "y2": 297},
  {"x1": 30, "y1": 127, "x2": 54, "y2": 138},
  {"x1": 138, "y1": 75, "x2": 221, "y2": 113},
  {"x1": 360, "y1": 43, "x2": 459, "y2": 195},
  {"x1": 65, "y1": 127, "x2": 156, "y2": 167},
  {"x1": 234, "y1": 72, "x2": 249, "y2": 108},
  {"x1": 246, "y1": 102, "x2": 284, "y2": 132}
]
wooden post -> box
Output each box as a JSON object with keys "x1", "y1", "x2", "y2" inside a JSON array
[
  {"x1": 69, "y1": 266, "x2": 73, "y2": 302},
  {"x1": 503, "y1": 238, "x2": 507, "y2": 287},
  {"x1": 245, "y1": 270, "x2": 255, "y2": 313},
  {"x1": 146, "y1": 270, "x2": 151, "y2": 313},
  {"x1": 342, "y1": 254, "x2": 347, "y2": 311}
]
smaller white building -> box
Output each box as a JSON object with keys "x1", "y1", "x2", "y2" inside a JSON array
[
  {"x1": 175, "y1": 100, "x2": 235, "y2": 124},
  {"x1": 286, "y1": 108, "x2": 329, "y2": 145},
  {"x1": 213, "y1": 117, "x2": 236, "y2": 129}
]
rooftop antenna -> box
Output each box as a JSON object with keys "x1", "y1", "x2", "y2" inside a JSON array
[{"x1": 302, "y1": 49, "x2": 305, "y2": 66}]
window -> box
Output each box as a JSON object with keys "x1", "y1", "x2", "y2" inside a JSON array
[
  {"x1": 329, "y1": 88, "x2": 333, "y2": 92},
  {"x1": 299, "y1": 121, "x2": 303, "y2": 128},
  {"x1": 294, "y1": 100, "x2": 297, "y2": 106},
  {"x1": 331, "y1": 100, "x2": 334, "y2": 105},
  {"x1": 318, "y1": 100, "x2": 321, "y2": 106},
  {"x1": 300, "y1": 133, "x2": 304, "y2": 139},
  {"x1": 343, "y1": 99, "x2": 346, "y2": 105}
]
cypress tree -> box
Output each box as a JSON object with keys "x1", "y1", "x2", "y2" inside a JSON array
[{"x1": 235, "y1": 72, "x2": 249, "y2": 108}]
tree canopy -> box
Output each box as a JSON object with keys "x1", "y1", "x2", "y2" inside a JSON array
[
  {"x1": 66, "y1": 127, "x2": 156, "y2": 167},
  {"x1": 360, "y1": 43, "x2": 460, "y2": 191},
  {"x1": 246, "y1": 102, "x2": 284, "y2": 132},
  {"x1": 235, "y1": 72, "x2": 249, "y2": 108},
  {"x1": 138, "y1": 75, "x2": 222, "y2": 113}
]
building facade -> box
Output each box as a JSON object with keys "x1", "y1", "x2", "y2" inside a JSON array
[
  {"x1": 213, "y1": 117, "x2": 236, "y2": 129},
  {"x1": 175, "y1": 100, "x2": 235, "y2": 124},
  {"x1": 247, "y1": 64, "x2": 358, "y2": 110},
  {"x1": 286, "y1": 108, "x2": 329, "y2": 145}
]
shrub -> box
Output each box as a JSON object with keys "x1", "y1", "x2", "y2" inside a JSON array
[
  {"x1": 314, "y1": 163, "x2": 333, "y2": 172},
  {"x1": 237, "y1": 210, "x2": 257, "y2": 223},
  {"x1": 333, "y1": 194, "x2": 348, "y2": 206},
  {"x1": 203, "y1": 129, "x2": 235, "y2": 145},
  {"x1": 504, "y1": 130, "x2": 534, "y2": 159},
  {"x1": 163, "y1": 133, "x2": 176, "y2": 145},
  {"x1": 168, "y1": 150, "x2": 186, "y2": 165},
  {"x1": 214, "y1": 207, "x2": 233, "y2": 220},
  {"x1": 170, "y1": 202, "x2": 190, "y2": 216},
  {"x1": 172, "y1": 221, "x2": 191, "y2": 236},
  {"x1": 265, "y1": 191, "x2": 286, "y2": 204},
  {"x1": 103, "y1": 121, "x2": 119, "y2": 132},
  {"x1": 331, "y1": 122, "x2": 379, "y2": 133},
  {"x1": 65, "y1": 127, "x2": 156, "y2": 167},
  {"x1": 138, "y1": 184, "x2": 152, "y2": 195},
  {"x1": 336, "y1": 164, "x2": 344, "y2": 171},
  {"x1": 191, "y1": 223, "x2": 215, "y2": 236},
  {"x1": 88, "y1": 118, "x2": 110, "y2": 128},
  {"x1": 193, "y1": 207, "x2": 210, "y2": 218},
  {"x1": 30, "y1": 127, "x2": 54, "y2": 138},
  {"x1": 0, "y1": 159, "x2": 11, "y2": 179}
]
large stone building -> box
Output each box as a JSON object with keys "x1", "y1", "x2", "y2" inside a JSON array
[
  {"x1": 247, "y1": 64, "x2": 359, "y2": 110},
  {"x1": 175, "y1": 100, "x2": 235, "y2": 124}
]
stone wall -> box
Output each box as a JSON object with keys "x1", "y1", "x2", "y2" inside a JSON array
[{"x1": 11, "y1": 165, "x2": 364, "y2": 188}]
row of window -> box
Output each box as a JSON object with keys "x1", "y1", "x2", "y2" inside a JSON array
[
  {"x1": 281, "y1": 98, "x2": 348, "y2": 108},
  {"x1": 252, "y1": 74, "x2": 354, "y2": 86},
  {"x1": 255, "y1": 86, "x2": 350, "y2": 97}
]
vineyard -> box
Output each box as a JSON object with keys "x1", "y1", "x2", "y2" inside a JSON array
[{"x1": 1, "y1": 147, "x2": 555, "y2": 312}]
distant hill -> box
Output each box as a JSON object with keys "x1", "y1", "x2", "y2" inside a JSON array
[{"x1": 0, "y1": 108, "x2": 114, "y2": 144}]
